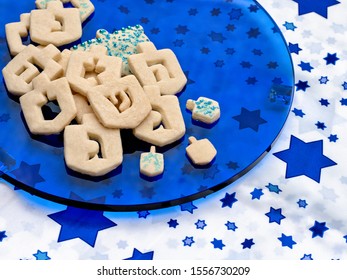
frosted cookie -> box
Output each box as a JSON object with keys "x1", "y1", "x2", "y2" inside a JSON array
[
  {"x1": 30, "y1": 1, "x2": 82, "y2": 46},
  {"x1": 186, "y1": 136, "x2": 217, "y2": 166},
  {"x1": 5, "y1": 13, "x2": 30, "y2": 56},
  {"x1": 128, "y1": 42, "x2": 187, "y2": 95},
  {"x1": 71, "y1": 25, "x2": 150, "y2": 75},
  {"x1": 140, "y1": 146, "x2": 164, "y2": 177},
  {"x1": 20, "y1": 75, "x2": 77, "y2": 135},
  {"x1": 66, "y1": 45, "x2": 122, "y2": 96},
  {"x1": 64, "y1": 113, "x2": 123, "y2": 176},
  {"x1": 87, "y1": 75, "x2": 152, "y2": 129},
  {"x1": 35, "y1": 0, "x2": 95, "y2": 22},
  {"x1": 2, "y1": 44, "x2": 63, "y2": 96},
  {"x1": 186, "y1": 97, "x2": 220, "y2": 124},
  {"x1": 133, "y1": 85, "x2": 186, "y2": 147}
]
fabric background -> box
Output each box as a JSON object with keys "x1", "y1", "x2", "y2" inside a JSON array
[{"x1": 0, "y1": 0, "x2": 346, "y2": 260}]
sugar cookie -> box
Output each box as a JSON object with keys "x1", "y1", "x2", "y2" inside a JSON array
[
  {"x1": 2, "y1": 44, "x2": 63, "y2": 96},
  {"x1": 57, "y1": 49, "x2": 72, "y2": 76},
  {"x1": 20, "y1": 75, "x2": 77, "y2": 135},
  {"x1": 128, "y1": 42, "x2": 187, "y2": 95},
  {"x1": 5, "y1": 13, "x2": 30, "y2": 56},
  {"x1": 133, "y1": 85, "x2": 185, "y2": 147},
  {"x1": 87, "y1": 75, "x2": 152, "y2": 129},
  {"x1": 36, "y1": 0, "x2": 95, "y2": 22},
  {"x1": 73, "y1": 93, "x2": 94, "y2": 124},
  {"x1": 186, "y1": 136, "x2": 217, "y2": 166},
  {"x1": 186, "y1": 97, "x2": 220, "y2": 124},
  {"x1": 66, "y1": 45, "x2": 122, "y2": 96},
  {"x1": 71, "y1": 25, "x2": 150, "y2": 75},
  {"x1": 30, "y1": 1, "x2": 82, "y2": 46},
  {"x1": 64, "y1": 113, "x2": 123, "y2": 176},
  {"x1": 140, "y1": 146, "x2": 164, "y2": 177}
]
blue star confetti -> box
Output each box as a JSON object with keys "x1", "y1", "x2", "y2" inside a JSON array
[
  {"x1": 183, "y1": 236, "x2": 195, "y2": 247},
  {"x1": 0, "y1": 231, "x2": 7, "y2": 242},
  {"x1": 48, "y1": 194, "x2": 117, "y2": 247},
  {"x1": 211, "y1": 238, "x2": 225, "y2": 250},
  {"x1": 33, "y1": 250, "x2": 51, "y2": 260},
  {"x1": 309, "y1": 221, "x2": 329, "y2": 238},
  {"x1": 225, "y1": 221, "x2": 238, "y2": 231},
  {"x1": 292, "y1": 0, "x2": 340, "y2": 18},
  {"x1": 274, "y1": 135, "x2": 337, "y2": 182},
  {"x1": 278, "y1": 234, "x2": 296, "y2": 249},
  {"x1": 241, "y1": 238, "x2": 255, "y2": 249},
  {"x1": 250, "y1": 188, "x2": 264, "y2": 200},
  {"x1": 124, "y1": 248, "x2": 154, "y2": 260},
  {"x1": 265, "y1": 207, "x2": 286, "y2": 224},
  {"x1": 220, "y1": 192, "x2": 238, "y2": 208}
]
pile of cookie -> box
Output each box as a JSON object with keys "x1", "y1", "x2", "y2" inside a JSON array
[{"x1": 2, "y1": 0, "x2": 220, "y2": 178}]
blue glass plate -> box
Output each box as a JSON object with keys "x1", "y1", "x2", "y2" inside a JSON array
[{"x1": 0, "y1": 0, "x2": 294, "y2": 211}]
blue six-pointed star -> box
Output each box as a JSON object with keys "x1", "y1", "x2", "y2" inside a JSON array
[
  {"x1": 220, "y1": 192, "x2": 238, "y2": 208},
  {"x1": 265, "y1": 207, "x2": 286, "y2": 224},
  {"x1": 309, "y1": 221, "x2": 329, "y2": 238},
  {"x1": 124, "y1": 248, "x2": 154, "y2": 260},
  {"x1": 292, "y1": 0, "x2": 340, "y2": 18},
  {"x1": 233, "y1": 108, "x2": 267, "y2": 132},
  {"x1": 48, "y1": 194, "x2": 117, "y2": 247},
  {"x1": 274, "y1": 135, "x2": 337, "y2": 182}
]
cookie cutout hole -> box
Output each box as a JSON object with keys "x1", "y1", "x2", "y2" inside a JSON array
[
  {"x1": 63, "y1": 2, "x2": 75, "y2": 9},
  {"x1": 15, "y1": 65, "x2": 27, "y2": 77},
  {"x1": 41, "y1": 101, "x2": 61, "y2": 120},
  {"x1": 52, "y1": 16, "x2": 63, "y2": 32},
  {"x1": 87, "y1": 134, "x2": 103, "y2": 159}
]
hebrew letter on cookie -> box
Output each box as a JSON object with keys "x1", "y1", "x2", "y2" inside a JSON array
[
  {"x1": 5, "y1": 13, "x2": 30, "y2": 56},
  {"x1": 20, "y1": 75, "x2": 77, "y2": 135},
  {"x1": 2, "y1": 44, "x2": 63, "y2": 96},
  {"x1": 133, "y1": 86, "x2": 186, "y2": 147},
  {"x1": 64, "y1": 113, "x2": 123, "y2": 176},
  {"x1": 66, "y1": 46, "x2": 122, "y2": 96},
  {"x1": 30, "y1": 1, "x2": 82, "y2": 46},
  {"x1": 87, "y1": 75, "x2": 151, "y2": 129},
  {"x1": 128, "y1": 42, "x2": 187, "y2": 95}
]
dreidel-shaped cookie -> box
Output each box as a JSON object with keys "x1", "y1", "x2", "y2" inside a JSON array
[
  {"x1": 140, "y1": 146, "x2": 164, "y2": 177},
  {"x1": 186, "y1": 97, "x2": 220, "y2": 124},
  {"x1": 186, "y1": 136, "x2": 217, "y2": 166}
]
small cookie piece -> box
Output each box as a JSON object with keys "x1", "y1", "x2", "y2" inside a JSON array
[
  {"x1": 87, "y1": 75, "x2": 152, "y2": 129},
  {"x1": 133, "y1": 85, "x2": 186, "y2": 147},
  {"x1": 57, "y1": 49, "x2": 72, "y2": 76},
  {"x1": 73, "y1": 93, "x2": 94, "y2": 124},
  {"x1": 64, "y1": 113, "x2": 123, "y2": 176},
  {"x1": 5, "y1": 13, "x2": 31, "y2": 56},
  {"x1": 186, "y1": 136, "x2": 217, "y2": 166},
  {"x1": 36, "y1": 0, "x2": 95, "y2": 22},
  {"x1": 66, "y1": 45, "x2": 122, "y2": 96},
  {"x1": 186, "y1": 97, "x2": 220, "y2": 124},
  {"x1": 140, "y1": 146, "x2": 164, "y2": 177},
  {"x1": 20, "y1": 75, "x2": 77, "y2": 135},
  {"x1": 2, "y1": 44, "x2": 63, "y2": 96},
  {"x1": 30, "y1": 1, "x2": 82, "y2": 46},
  {"x1": 71, "y1": 25, "x2": 150, "y2": 75},
  {"x1": 128, "y1": 42, "x2": 187, "y2": 95}
]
